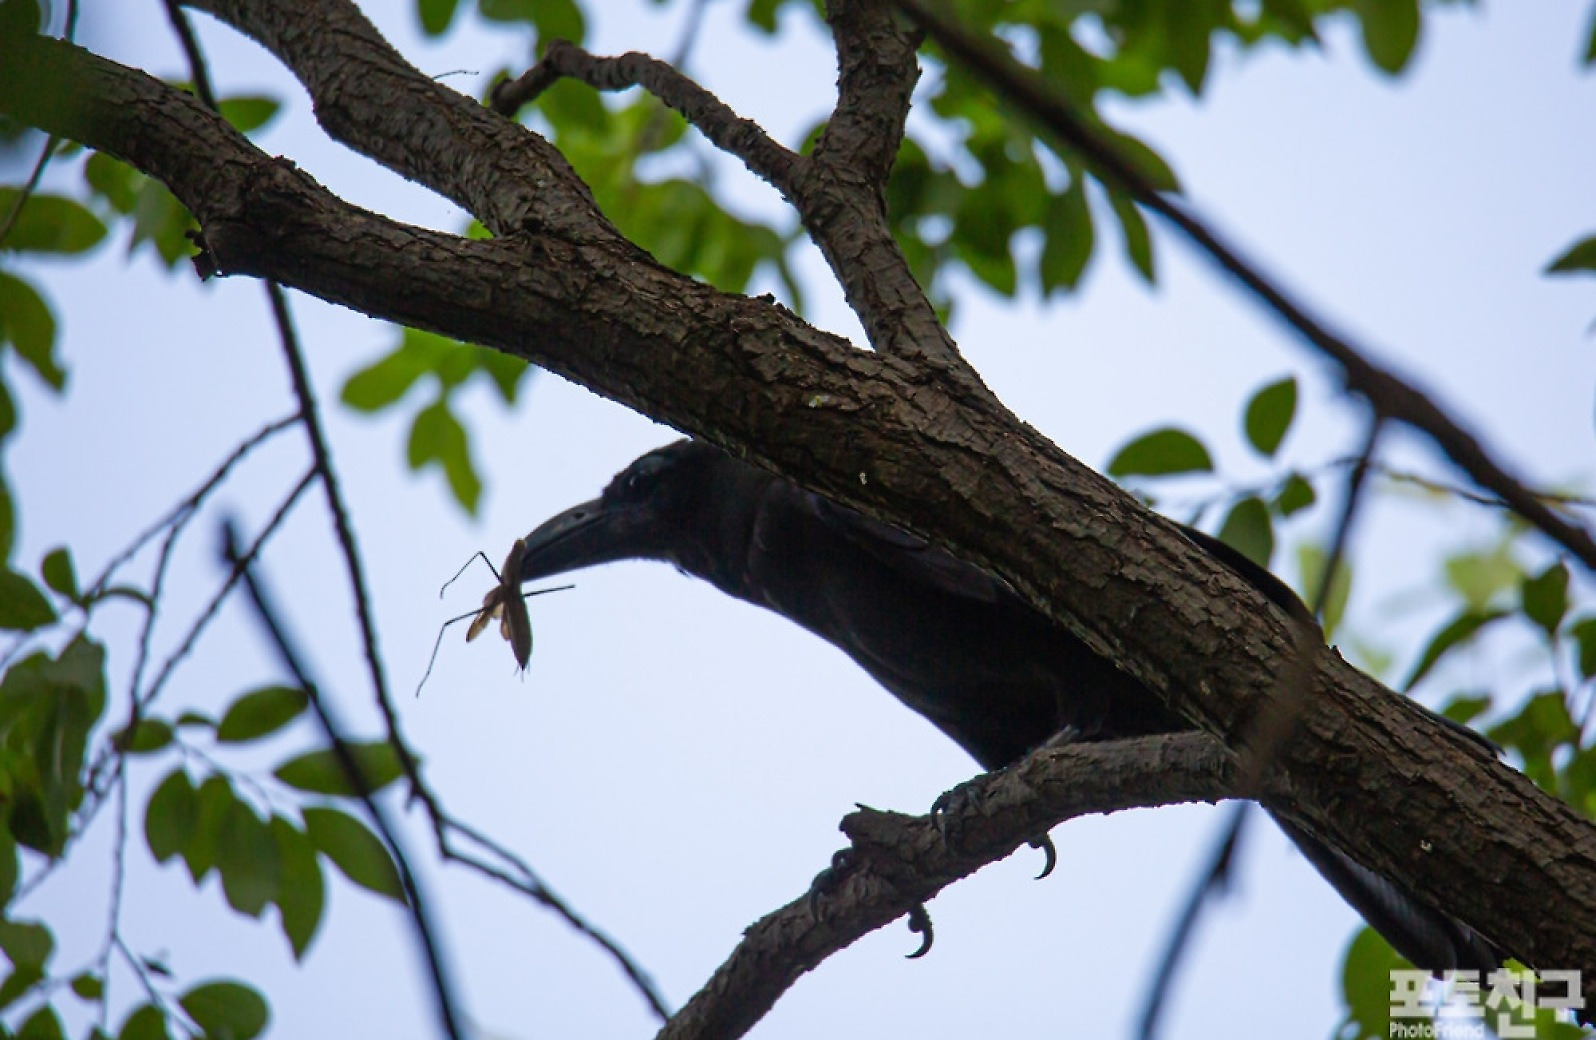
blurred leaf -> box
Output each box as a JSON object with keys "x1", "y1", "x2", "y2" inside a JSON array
[
  {"x1": 1039, "y1": 179, "x2": 1094, "y2": 293},
  {"x1": 1440, "y1": 693, "x2": 1491, "y2": 727},
  {"x1": 17, "y1": 1004, "x2": 63, "y2": 1040},
  {"x1": 1569, "y1": 616, "x2": 1596, "y2": 680},
  {"x1": 1107, "y1": 190, "x2": 1153, "y2": 281},
  {"x1": 117, "y1": 1005, "x2": 170, "y2": 1040},
  {"x1": 1403, "y1": 609, "x2": 1508, "y2": 691},
  {"x1": 179, "y1": 981, "x2": 268, "y2": 1040},
  {"x1": 216, "y1": 686, "x2": 308, "y2": 744},
  {"x1": 145, "y1": 770, "x2": 197, "y2": 864},
  {"x1": 1297, "y1": 542, "x2": 1351, "y2": 638},
  {"x1": 480, "y1": 0, "x2": 584, "y2": 43},
  {"x1": 0, "y1": 568, "x2": 53, "y2": 629},
  {"x1": 273, "y1": 741, "x2": 405, "y2": 797},
  {"x1": 1339, "y1": 926, "x2": 1405, "y2": 1040},
  {"x1": 216, "y1": 96, "x2": 280, "y2": 135},
  {"x1": 218, "y1": 801, "x2": 279, "y2": 918},
  {"x1": 128, "y1": 180, "x2": 194, "y2": 267},
  {"x1": 340, "y1": 340, "x2": 439, "y2": 412},
  {"x1": 39, "y1": 547, "x2": 75, "y2": 600},
  {"x1": 0, "y1": 827, "x2": 16, "y2": 908},
  {"x1": 1243, "y1": 376, "x2": 1297, "y2": 458},
  {"x1": 114, "y1": 718, "x2": 173, "y2": 754},
  {"x1": 302, "y1": 807, "x2": 406, "y2": 902},
  {"x1": 1520, "y1": 561, "x2": 1569, "y2": 637},
  {"x1": 1106, "y1": 427, "x2": 1213, "y2": 478},
  {"x1": 1272, "y1": 473, "x2": 1316, "y2": 517},
  {"x1": 1489, "y1": 690, "x2": 1579, "y2": 793},
  {"x1": 1547, "y1": 234, "x2": 1596, "y2": 275},
  {"x1": 69, "y1": 972, "x2": 103, "y2": 1001},
  {"x1": 270, "y1": 815, "x2": 325, "y2": 959},
  {"x1": 0, "y1": 190, "x2": 106, "y2": 254},
  {"x1": 0, "y1": 919, "x2": 52, "y2": 969},
  {"x1": 1353, "y1": 0, "x2": 1421, "y2": 74},
  {"x1": 84, "y1": 152, "x2": 138, "y2": 213},
  {"x1": 180, "y1": 775, "x2": 235, "y2": 884},
  {"x1": 0, "y1": 271, "x2": 63, "y2": 390},
  {"x1": 1444, "y1": 542, "x2": 1520, "y2": 612},
  {"x1": 1217, "y1": 496, "x2": 1273, "y2": 568},
  {"x1": 407, "y1": 398, "x2": 481, "y2": 514},
  {"x1": 417, "y1": 0, "x2": 460, "y2": 34}
]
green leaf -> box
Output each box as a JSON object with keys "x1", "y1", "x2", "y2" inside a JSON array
[
  {"x1": 0, "y1": 827, "x2": 17, "y2": 908},
  {"x1": 117, "y1": 1004, "x2": 170, "y2": 1040},
  {"x1": 1243, "y1": 376, "x2": 1297, "y2": 458},
  {"x1": 17, "y1": 1004, "x2": 63, "y2": 1040},
  {"x1": 1520, "y1": 561, "x2": 1569, "y2": 637},
  {"x1": 1354, "y1": 0, "x2": 1421, "y2": 75},
  {"x1": 1297, "y1": 543, "x2": 1351, "y2": 638},
  {"x1": 178, "y1": 981, "x2": 268, "y2": 1040},
  {"x1": 216, "y1": 685, "x2": 308, "y2": 744},
  {"x1": 84, "y1": 152, "x2": 138, "y2": 213},
  {"x1": 216, "y1": 95, "x2": 280, "y2": 135},
  {"x1": 1340, "y1": 926, "x2": 1405, "y2": 1039},
  {"x1": 0, "y1": 568, "x2": 54, "y2": 630},
  {"x1": 1403, "y1": 609, "x2": 1508, "y2": 691},
  {"x1": 181, "y1": 775, "x2": 235, "y2": 884},
  {"x1": 0, "y1": 272, "x2": 63, "y2": 390},
  {"x1": 1440, "y1": 694, "x2": 1491, "y2": 728},
  {"x1": 417, "y1": 0, "x2": 461, "y2": 34},
  {"x1": 69, "y1": 972, "x2": 103, "y2": 1001},
  {"x1": 145, "y1": 769, "x2": 197, "y2": 864},
  {"x1": 480, "y1": 0, "x2": 585, "y2": 43},
  {"x1": 302, "y1": 807, "x2": 406, "y2": 902},
  {"x1": 270, "y1": 815, "x2": 325, "y2": 959},
  {"x1": 1546, "y1": 235, "x2": 1596, "y2": 275},
  {"x1": 273, "y1": 740, "x2": 405, "y2": 797},
  {"x1": 340, "y1": 342, "x2": 437, "y2": 412},
  {"x1": 1569, "y1": 616, "x2": 1596, "y2": 680},
  {"x1": 115, "y1": 718, "x2": 173, "y2": 754},
  {"x1": 1106, "y1": 427, "x2": 1213, "y2": 478},
  {"x1": 1108, "y1": 190, "x2": 1153, "y2": 281},
  {"x1": 39, "y1": 548, "x2": 76, "y2": 600},
  {"x1": 1272, "y1": 473, "x2": 1316, "y2": 517},
  {"x1": 407, "y1": 399, "x2": 481, "y2": 514},
  {"x1": 1444, "y1": 542, "x2": 1521, "y2": 612},
  {"x1": 0, "y1": 191, "x2": 107, "y2": 254},
  {"x1": 0, "y1": 919, "x2": 53, "y2": 969},
  {"x1": 1217, "y1": 497, "x2": 1274, "y2": 569},
  {"x1": 1039, "y1": 179, "x2": 1094, "y2": 294},
  {"x1": 218, "y1": 801, "x2": 280, "y2": 918}
]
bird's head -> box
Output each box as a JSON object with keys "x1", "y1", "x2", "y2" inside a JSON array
[{"x1": 517, "y1": 439, "x2": 752, "y2": 586}]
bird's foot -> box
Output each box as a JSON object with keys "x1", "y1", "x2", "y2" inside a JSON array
[{"x1": 807, "y1": 848, "x2": 856, "y2": 920}]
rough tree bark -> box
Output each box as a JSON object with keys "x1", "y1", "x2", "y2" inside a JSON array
[{"x1": 3, "y1": 0, "x2": 1593, "y2": 1022}]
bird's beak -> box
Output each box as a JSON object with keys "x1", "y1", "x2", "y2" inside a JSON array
[{"x1": 517, "y1": 496, "x2": 653, "y2": 584}]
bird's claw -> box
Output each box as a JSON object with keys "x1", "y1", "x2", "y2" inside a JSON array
[
  {"x1": 1028, "y1": 834, "x2": 1057, "y2": 880},
  {"x1": 808, "y1": 848, "x2": 856, "y2": 920},
  {"x1": 905, "y1": 903, "x2": 934, "y2": 959}
]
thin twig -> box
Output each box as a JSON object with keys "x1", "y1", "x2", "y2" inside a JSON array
[
  {"x1": 161, "y1": 0, "x2": 218, "y2": 109},
  {"x1": 0, "y1": 134, "x2": 58, "y2": 249},
  {"x1": 893, "y1": 0, "x2": 1596, "y2": 573},
  {"x1": 489, "y1": 39, "x2": 800, "y2": 193},
  {"x1": 220, "y1": 521, "x2": 467, "y2": 1040},
  {"x1": 1135, "y1": 801, "x2": 1250, "y2": 1040}
]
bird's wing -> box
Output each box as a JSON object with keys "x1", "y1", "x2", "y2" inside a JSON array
[{"x1": 805, "y1": 494, "x2": 1009, "y2": 605}]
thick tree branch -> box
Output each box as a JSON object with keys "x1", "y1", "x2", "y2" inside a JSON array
[
  {"x1": 895, "y1": 0, "x2": 1596, "y2": 572},
  {"x1": 661, "y1": 734, "x2": 1236, "y2": 1040},
  {"x1": 6, "y1": 21, "x2": 1595, "y2": 998}
]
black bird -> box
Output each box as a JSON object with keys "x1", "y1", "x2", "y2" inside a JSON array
[{"x1": 515, "y1": 438, "x2": 1498, "y2": 973}]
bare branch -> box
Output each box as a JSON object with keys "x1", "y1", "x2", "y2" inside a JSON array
[
  {"x1": 490, "y1": 39, "x2": 801, "y2": 195},
  {"x1": 661, "y1": 733, "x2": 1235, "y2": 1040}
]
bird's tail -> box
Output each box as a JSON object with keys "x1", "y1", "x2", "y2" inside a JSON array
[{"x1": 1270, "y1": 811, "x2": 1501, "y2": 974}]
